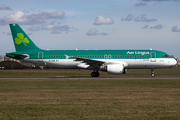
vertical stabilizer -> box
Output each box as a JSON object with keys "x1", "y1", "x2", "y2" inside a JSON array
[{"x1": 9, "y1": 24, "x2": 41, "y2": 52}]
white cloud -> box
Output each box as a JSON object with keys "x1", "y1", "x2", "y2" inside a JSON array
[
  {"x1": 0, "y1": 11, "x2": 65, "y2": 25},
  {"x1": 121, "y1": 14, "x2": 157, "y2": 22},
  {"x1": 41, "y1": 23, "x2": 75, "y2": 34},
  {"x1": 0, "y1": 4, "x2": 11, "y2": 10},
  {"x1": 142, "y1": 24, "x2": 165, "y2": 29},
  {"x1": 51, "y1": 25, "x2": 71, "y2": 34},
  {"x1": 86, "y1": 28, "x2": 108, "y2": 36},
  {"x1": 150, "y1": 24, "x2": 165, "y2": 29},
  {"x1": 121, "y1": 14, "x2": 134, "y2": 21},
  {"x1": 93, "y1": 15, "x2": 114, "y2": 25},
  {"x1": 134, "y1": 15, "x2": 157, "y2": 22},
  {"x1": 41, "y1": 25, "x2": 54, "y2": 30},
  {"x1": 4, "y1": 11, "x2": 27, "y2": 23},
  {"x1": 171, "y1": 25, "x2": 180, "y2": 32}
]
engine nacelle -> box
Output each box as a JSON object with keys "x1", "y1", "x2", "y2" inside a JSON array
[{"x1": 107, "y1": 64, "x2": 125, "y2": 74}]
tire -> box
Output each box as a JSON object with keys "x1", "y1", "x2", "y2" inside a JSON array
[
  {"x1": 95, "y1": 72, "x2": 99, "y2": 77},
  {"x1": 91, "y1": 72, "x2": 96, "y2": 77},
  {"x1": 151, "y1": 73, "x2": 155, "y2": 77},
  {"x1": 91, "y1": 72, "x2": 99, "y2": 77}
]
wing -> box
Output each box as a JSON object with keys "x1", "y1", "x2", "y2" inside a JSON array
[
  {"x1": 64, "y1": 54, "x2": 105, "y2": 68},
  {"x1": 71, "y1": 56, "x2": 105, "y2": 66},
  {"x1": 65, "y1": 55, "x2": 128, "y2": 68}
]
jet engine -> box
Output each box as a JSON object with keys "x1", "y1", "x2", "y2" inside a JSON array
[
  {"x1": 100, "y1": 64, "x2": 126, "y2": 75},
  {"x1": 107, "y1": 64, "x2": 125, "y2": 74}
]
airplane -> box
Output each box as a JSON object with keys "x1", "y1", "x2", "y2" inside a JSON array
[{"x1": 6, "y1": 24, "x2": 177, "y2": 77}]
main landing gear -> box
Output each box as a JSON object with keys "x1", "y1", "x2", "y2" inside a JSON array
[
  {"x1": 151, "y1": 69, "x2": 155, "y2": 77},
  {"x1": 91, "y1": 71, "x2": 99, "y2": 77}
]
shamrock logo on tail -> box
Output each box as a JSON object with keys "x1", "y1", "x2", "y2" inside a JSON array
[{"x1": 15, "y1": 33, "x2": 29, "y2": 46}]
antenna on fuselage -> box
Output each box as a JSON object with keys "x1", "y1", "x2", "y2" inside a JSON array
[
  {"x1": 76, "y1": 48, "x2": 78, "y2": 51},
  {"x1": 150, "y1": 48, "x2": 152, "y2": 50}
]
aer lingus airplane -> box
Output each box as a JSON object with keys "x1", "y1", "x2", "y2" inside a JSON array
[{"x1": 6, "y1": 24, "x2": 177, "y2": 77}]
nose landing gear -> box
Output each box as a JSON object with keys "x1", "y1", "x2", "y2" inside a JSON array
[{"x1": 151, "y1": 69, "x2": 155, "y2": 77}]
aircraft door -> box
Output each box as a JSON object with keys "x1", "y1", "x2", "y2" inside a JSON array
[
  {"x1": 150, "y1": 52, "x2": 156, "y2": 62},
  {"x1": 38, "y1": 52, "x2": 43, "y2": 62},
  {"x1": 104, "y1": 54, "x2": 107, "y2": 59}
]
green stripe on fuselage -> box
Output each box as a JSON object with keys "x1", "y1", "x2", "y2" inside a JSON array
[{"x1": 10, "y1": 50, "x2": 171, "y2": 60}]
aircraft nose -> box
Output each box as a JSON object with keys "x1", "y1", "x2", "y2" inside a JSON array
[{"x1": 172, "y1": 58, "x2": 178, "y2": 66}]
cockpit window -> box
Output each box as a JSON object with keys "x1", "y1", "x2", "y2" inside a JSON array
[{"x1": 162, "y1": 55, "x2": 169, "y2": 57}]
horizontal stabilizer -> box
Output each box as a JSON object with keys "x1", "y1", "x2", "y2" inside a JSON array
[{"x1": 6, "y1": 53, "x2": 29, "y2": 59}]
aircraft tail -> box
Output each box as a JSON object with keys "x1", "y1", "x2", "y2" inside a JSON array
[{"x1": 9, "y1": 24, "x2": 41, "y2": 52}]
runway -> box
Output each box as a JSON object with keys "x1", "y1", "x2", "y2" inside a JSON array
[{"x1": 0, "y1": 77, "x2": 180, "y2": 80}]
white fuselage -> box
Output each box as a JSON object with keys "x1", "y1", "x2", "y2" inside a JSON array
[{"x1": 24, "y1": 57, "x2": 177, "y2": 69}]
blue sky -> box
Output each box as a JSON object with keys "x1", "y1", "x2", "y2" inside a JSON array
[{"x1": 0, "y1": 0, "x2": 180, "y2": 57}]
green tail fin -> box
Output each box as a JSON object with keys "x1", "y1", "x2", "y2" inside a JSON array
[{"x1": 9, "y1": 24, "x2": 41, "y2": 52}]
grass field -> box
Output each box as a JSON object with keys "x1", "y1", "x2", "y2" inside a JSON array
[
  {"x1": 0, "y1": 68, "x2": 180, "y2": 120},
  {"x1": 0, "y1": 79, "x2": 180, "y2": 120}
]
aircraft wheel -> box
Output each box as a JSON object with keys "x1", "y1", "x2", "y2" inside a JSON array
[
  {"x1": 91, "y1": 72, "x2": 99, "y2": 77},
  {"x1": 151, "y1": 73, "x2": 155, "y2": 77},
  {"x1": 91, "y1": 72, "x2": 96, "y2": 77},
  {"x1": 95, "y1": 72, "x2": 99, "y2": 77},
  {"x1": 151, "y1": 69, "x2": 155, "y2": 77}
]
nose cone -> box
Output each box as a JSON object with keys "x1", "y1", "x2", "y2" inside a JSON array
[{"x1": 171, "y1": 59, "x2": 178, "y2": 66}]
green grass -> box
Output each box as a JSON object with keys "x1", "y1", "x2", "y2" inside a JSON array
[
  {"x1": 0, "y1": 68, "x2": 180, "y2": 119},
  {"x1": 0, "y1": 67, "x2": 180, "y2": 77},
  {"x1": 0, "y1": 79, "x2": 180, "y2": 120}
]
